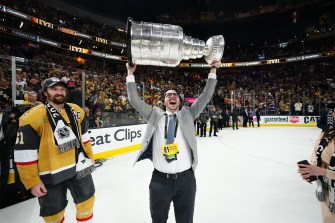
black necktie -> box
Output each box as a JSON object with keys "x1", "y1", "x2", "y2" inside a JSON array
[{"x1": 166, "y1": 114, "x2": 176, "y2": 144}]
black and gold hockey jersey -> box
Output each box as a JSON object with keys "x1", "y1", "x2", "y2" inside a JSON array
[{"x1": 14, "y1": 103, "x2": 93, "y2": 189}]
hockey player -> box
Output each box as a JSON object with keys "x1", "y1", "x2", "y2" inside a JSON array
[{"x1": 14, "y1": 77, "x2": 95, "y2": 223}]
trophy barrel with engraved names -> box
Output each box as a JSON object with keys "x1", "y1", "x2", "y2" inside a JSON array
[{"x1": 126, "y1": 17, "x2": 225, "y2": 67}]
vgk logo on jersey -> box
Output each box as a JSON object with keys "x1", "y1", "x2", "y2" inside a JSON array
[{"x1": 57, "y1": 126, "x2": 70, "y2": 139}]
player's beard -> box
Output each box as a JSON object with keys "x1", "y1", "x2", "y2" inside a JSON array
[{"x1": 46, "y1": 92, "x2": 66, "y2": 104}]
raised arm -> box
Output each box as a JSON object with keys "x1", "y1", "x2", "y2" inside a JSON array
[
  {"x1": 126, "y1": 63, "x2": 153, "y2": 121},
  {"x1": 189, "y1": 61, "x2": 220, "y2": 119}
]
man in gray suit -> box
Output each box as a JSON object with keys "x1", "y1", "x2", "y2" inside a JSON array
[{"x1": 126, "y1": 62, "x2": 219, "y2": 223}]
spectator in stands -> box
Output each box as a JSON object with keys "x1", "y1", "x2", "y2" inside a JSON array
[
  {"x1": 14, "y1": 77, "x2": 95, "y2": 223},
  {"x1": 294, "y1": 100, "x2": 303, "y2": 115},
  {"x1": 279, "y1": 99, "x2": 285, "y2": 115},
  {"x1": 84, "y1": 106, "x2": 95, "y2": 128},
  {"x1": 23, "y1": 91, "x2": 41, "y2": 110},
  {"x1": 0, "y1": 77, "x2": 11, "y2": 110},
  {"x1": 284, "y1": 102, "x2": 290, "y2": 115},
  {"x1": 67, "y1": 76, "x2": 77, "y2": 90},
  {"x1": 28, "y1": 77, "x2": 42, "y2": 94},
  {"x1": 307, "y1": 102, "x2": 315, "y2": 115},
  {"x1": 126, "y1": 61, "x2": 219, "y2": 223},
  {"x1": 68, "y1": 83, "x2": 83, "y2": 107},
  {"x1": 94, "y1": 92, "x2": 107, "y2": 112},
  {"x1": 94, "y1": 109, "x2": 103, "y2": 128},
  {"x1": 15, "y1": 73, "x2": 27, "y2": 100},
  {"x1": 119, "y1": 91, "x2": 128, "y2": 103},
  {"x1": 61, "y1": 72, "x2": 70, "y2": 84},
  {"x1": 269, "y1": 100, "x2": 276, "y2": 114}
]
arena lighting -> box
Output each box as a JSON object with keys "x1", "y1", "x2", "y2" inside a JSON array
[
  {"x1": 19, "y1": 21, "x2": 23, "y2": 28},
  {"x1": 75, "y1": 57, "x2": 85, "y2": 64},
  {"x1": 121, "y1": 49, "x2": 124, "y2": 53},
  {"x1": 1, "y1": 5, "x2": 126, "y2": 48},
  {"x1": 79, "y1": 39, "x2": 82, "y2": 45},
  {"x1": 0, "y1": 23, "x2": 332, "y2": 66}
]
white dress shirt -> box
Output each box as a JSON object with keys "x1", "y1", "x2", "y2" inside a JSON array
[{"x1": 152, "y1": 111, "x2": 192, "y2": 174}]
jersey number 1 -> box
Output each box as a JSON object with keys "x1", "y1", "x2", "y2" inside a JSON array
[{"x1": 16, "y1": 131, "x2": 24, "y2": 145}]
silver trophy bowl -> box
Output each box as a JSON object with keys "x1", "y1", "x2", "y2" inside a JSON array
[{"x1": 126, "y1": 17, "x2": 225, "y2": 67}]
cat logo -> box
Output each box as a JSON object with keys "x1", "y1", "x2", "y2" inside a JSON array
[
  {"x1": 57, "y1": 127, "x2": 70, "y2": 139},
  {"x1": 304, "y1": 116, "x2": 320, "y2": 124}
]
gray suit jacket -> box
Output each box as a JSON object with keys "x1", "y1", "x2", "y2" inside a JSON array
[{"x1": 127, "y1": 76, "x2": 217, "y2": 171}]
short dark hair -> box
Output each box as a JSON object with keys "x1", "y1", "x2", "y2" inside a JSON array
[{"x1": 161, "y1": 88, "x2": 183, "y2": 111}]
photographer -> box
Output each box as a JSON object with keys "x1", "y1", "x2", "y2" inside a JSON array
[
  {"x1": 1, "y1": 108, "x2": 24, "y2": 188},
  {"x1": 0, "y1": 107, "x2": 31, "y2": 208},
  {"x1": 0, "y1": 108, "x2": 16, "y2": 188}
]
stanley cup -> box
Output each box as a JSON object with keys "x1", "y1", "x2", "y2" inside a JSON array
[{"x1": 126, "y1": 17, "x2": 225, "y2": 67}]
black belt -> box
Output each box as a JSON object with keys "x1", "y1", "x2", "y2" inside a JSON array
[{"x1": 154, "y1": 168, "x2": 193, "y2": 179}]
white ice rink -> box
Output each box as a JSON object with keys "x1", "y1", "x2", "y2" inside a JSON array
[{"x1": 0, "y1": 127, "x2": 323, "y2": 223}]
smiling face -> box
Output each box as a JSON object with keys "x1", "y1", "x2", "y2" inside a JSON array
[
  {"x1": 164, "y1": 89, "x2": 181, "y2": 113},
  {"x1": 28, "y1": 92, "x2": 37, "y2": 102},
  {"x1": 44, "y1": 84, "x2": 67, "y2": 105}
]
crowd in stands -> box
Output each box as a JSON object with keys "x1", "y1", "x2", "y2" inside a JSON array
[
  {"x1": 0, "y1": 0, "x2": 334, "y2": 130},
  {"x1": 0, "y1": 35, "x2": 334, "y2": 129}
]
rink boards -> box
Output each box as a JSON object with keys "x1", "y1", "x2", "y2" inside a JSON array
[{"x1": 90, "y1": 115, "x2": 319, "y2": 159}]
